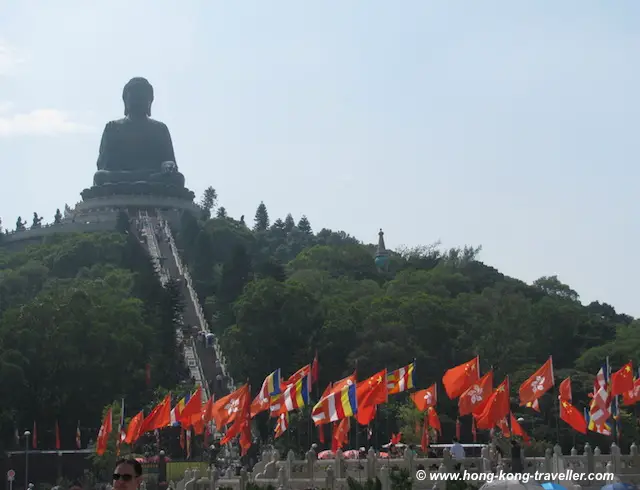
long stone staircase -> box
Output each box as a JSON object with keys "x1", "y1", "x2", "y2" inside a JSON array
[
  {"x1": 135, "y1": 210, "x2": 236, "y2": 414},
  {"x1": 137, "y1": 210, "x2": 212, "y2": 401}
]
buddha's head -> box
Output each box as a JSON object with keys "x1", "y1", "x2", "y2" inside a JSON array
[{"x1": 123, "y1": 77, "x2": 153, "y2": 117}]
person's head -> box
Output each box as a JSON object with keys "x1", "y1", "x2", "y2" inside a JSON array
[
  {"x1": 113, "y1": 457, "x2": 143, "y2": 490},
  {"x1": 452, "y1": 437, "x2": 459, "y2": 443}
]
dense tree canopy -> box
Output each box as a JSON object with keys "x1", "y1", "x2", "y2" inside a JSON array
[
  {"x1": 174, "y1": 198, "x2": 639, "y2": 453},
  {"x1": 0, "y1": 231, "x2": 186, "y2": 451}
]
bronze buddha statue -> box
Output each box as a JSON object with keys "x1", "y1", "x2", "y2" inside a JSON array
[{"x1": 92, "y1": 77, "x2": 187, "y2": 190}]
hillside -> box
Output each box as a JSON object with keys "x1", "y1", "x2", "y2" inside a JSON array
[
  {"x1": 1, "y1": 194, "x2": 638, "y2": 454},
  {"x1": 0, "y1": 231, "x2": 185, "y2": 451},
  {"x1": 176, "y1": 197, "x2": 640, "y2": 452}
]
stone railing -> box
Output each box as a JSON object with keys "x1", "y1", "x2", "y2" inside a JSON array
[
  {"x1": 169, "y1": 442, "x2": 640, "y2": 490},
  {"x1": 161, "y1": 216, "x2": 235, "y2": 393}
]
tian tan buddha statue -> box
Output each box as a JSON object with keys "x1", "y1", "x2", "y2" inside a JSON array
[{"x1": 85, "y1": 77, "x2": 192, "y2": 200}]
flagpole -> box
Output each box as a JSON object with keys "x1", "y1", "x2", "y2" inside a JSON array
[
  {"x1": 549, "y1": 356, "x2": 560, "y2": 444},
  {"x1": 607, "y1": 357, "x2": 618, "y2": 443}
]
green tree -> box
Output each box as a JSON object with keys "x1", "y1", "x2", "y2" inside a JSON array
[
  {"x1": 283, "y1": 213, "x2": 295, "y2": 233},
  {"x1": 200, "y1": 186, "x2": 218, "y2": 219},
  {"x1": 254, "y1": 202, "x2": 270, "y2": 232},
  {"x1": 297, "y1": 215, "x2": 312, "y2": 234}
]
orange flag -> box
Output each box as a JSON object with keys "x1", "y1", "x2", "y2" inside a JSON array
[
  {"x1": 560, "y1": 400, "x2": 587, "y2": 434},
  {"x1": 623, "y1": 378, "x2": 640, "y2": 406},
  {"x1": 140, "y1": 394, "x2": 171, "y2": 433},
  {"x1": 458, "y1": 371, "x2": 493, "y2": 416},
  {"x1": 442, "y1": 357, "x2": 480, "y2": 399},
  {"x1": 475, "y1": 378, "x2": 510, "y2": 430},
  {"x1": 124, "y1": 411, "x2": 144, "y2": 444},
  {"x1": 611, "y1": 362, "x2": 634, "y2": 396},
  {"x1": 558, "y1": 377, "x2": 572, "y2": 402},
  {"x1": 509, "y1": 413, "x2": 530, "y2": 444},
  {"x1": 519, "y1": 357, "x2": 554, "y2": 406},
  {"x1": 411, "y1": 384, "x2": 437, "y2": 412},
  {"x1": 208, "y1": 384, "x2": 250, "y2": 429},
  {"x1": 96, "y1": 407, "x2": 113, "y2": 456}
]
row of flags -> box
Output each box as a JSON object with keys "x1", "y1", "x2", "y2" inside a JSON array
[
  {"x1": 15, "y1": 421, "x2": 82, "y2": 450},
  {"x1": 93, "y1": 354, "x2": 640, "y2": 458}
]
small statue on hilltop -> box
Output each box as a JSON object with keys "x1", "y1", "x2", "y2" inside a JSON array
[
  {"x1": 31, "y1": 212, "x2": 43, "y2": 228},
  {"x1": 16, "y1": 216, "x2": 26, "y2": 231},
  {"x1": 54, "y1": 209, "x2": 62, "y2": 224}
]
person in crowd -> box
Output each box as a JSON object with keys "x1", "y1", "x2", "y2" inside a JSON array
[
  {"x1": 112, "y1": 457, "x2": 143, "y2": 490},
  {"x1": 450, "y1": 437, "x2": 465, "y2": 460},
  {"x1": 510, "y1": 439, "x2": 523, "y2": 472}
]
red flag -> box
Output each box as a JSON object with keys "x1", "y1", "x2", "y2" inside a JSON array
[
  {"x1": 124, "y1": 411, "x2": 144, "y2": 444},
  {"x1": 140, "y1": 394, "x2": 171, "y2": 433},
  {"x1": 411, "y1": 384, "x2": 437, "y2": 411},
  {"x1": 458, "y1": 371, "x2": 493, "y2": 416},
  {"x1": 427, "y1": 407, "x2": 441, "y2": 435},
  {"x1": 558, "y1": 377, "x2": 572, "y2": 402},
  {"x1": 611, "y1": 362, "x2": 634, "y2": 396},
  {"x1": 455, "y1": 418, "x2": 461, "y2": 440},
  {"x1": 519, "y1": 357, "x2": 554, "y2": 406},
  {"x1": 96, "y1": 408, "x2": 113, "y2": 456},
  {"x1": 420, "y1": 416, "x2": 429, "y2": 452},
  {"x1": 622, "y1": 378, "x2": 640, "y2": 406},
  {"x1": 355, "y1": 370, "x2": 387, "y2": 425},
  {"x1": 475, "y1": 378, "x2": 510, "y2": 430},
  {"x1": 55, "y1": 420, "x2": 61, "y2": 450},
  {"x1": 331, "y1": 418, "x2": 350, "y2": 452},
  {"x1": 560, "y1": 400, "x2": 587, "y2": 434},
  {"x1": 471, "y1": 417, "x2": 477, "y2": 442},
  {"x1": 509, "y1": 413, "x2": 530, "y2": 445},
  {"x1": 442, "y1": 357, "x2": 480, "y2": 399}
]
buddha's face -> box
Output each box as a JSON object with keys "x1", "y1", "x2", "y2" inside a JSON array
[{"x1": 124, "y1": 82, "x2": 152, "y2": 116}]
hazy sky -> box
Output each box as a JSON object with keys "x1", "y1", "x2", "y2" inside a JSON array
[{"x1": 1, "y1": 1, "x2": 638, "y2": 316}]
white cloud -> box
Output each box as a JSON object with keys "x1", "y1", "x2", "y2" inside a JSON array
[
  {"x1": 0, "y1": 41, "x2": 25, "y2": 76},
  {"x1": 0, "y1": 108, "x2": 94, "y2": 136}
]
